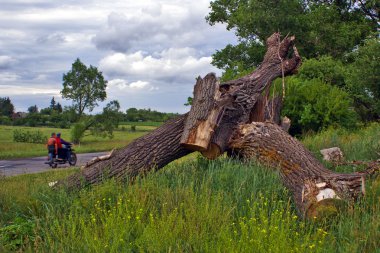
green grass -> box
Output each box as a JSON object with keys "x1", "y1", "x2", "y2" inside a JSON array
[
  {"x1": 0, "y1": 125, "x2": 155, "y2": 159},
  {"x1": 1, "y1": 124, "x2": 380, "y2": 252}
]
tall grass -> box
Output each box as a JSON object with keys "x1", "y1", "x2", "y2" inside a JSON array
[
  {"x1": 302, "y1": 123, "x2": 380, "y2": 161},
  {"x1": 1, "y1": 124, "x2": 380, "y2": 252},
  {"x1": 1, "y1": 156, "x2": 379, "y2": 252}
]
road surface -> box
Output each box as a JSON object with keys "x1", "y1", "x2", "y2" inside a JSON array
[{"x1": 0, "y1": 152, "x2": 107, "y2": 177}]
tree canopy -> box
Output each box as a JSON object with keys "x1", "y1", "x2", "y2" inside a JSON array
[
  {"x1": 0, "y1": 97, "x2": 15, "y2": 118},
  {"x1": 207, "y1": 0, "x2": 379, "y2": 134},
  {"x1": 61, "y1": 58, "x2": 107, "y2": 117}
]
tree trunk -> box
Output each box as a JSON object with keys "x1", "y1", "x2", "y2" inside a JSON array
[
  {"x1": 229, "y1": 122, "x2": 365, "y2": 218},
  {"x1": 180, "y1": 73, "x2": 225, "y2": 151},
  {"x1": 59, "y1": 115, "x2": 192, "y2": 190},
  {"x1": 199, "y1": 33, "x2": 301, "y2": 159}
]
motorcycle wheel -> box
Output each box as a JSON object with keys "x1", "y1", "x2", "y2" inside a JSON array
[{"x1": 69, "y1": 153, "x2": 77, "y2": 166}]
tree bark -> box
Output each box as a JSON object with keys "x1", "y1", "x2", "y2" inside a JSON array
[
  {"x1": 200, "y1": 33, "x2": 301, "y2": 159},
  {"x1": 59, "y1": 115, "x2": 192, "y2": 190},
  {"x1": 229, "y1": 122, "x2": 366, "y2": 218}
]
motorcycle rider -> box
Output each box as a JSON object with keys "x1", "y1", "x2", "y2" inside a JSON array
[
  {"x1": 56, "y1": 133, "x2": 72, "y2": 159},
  {"x1": 46, "y1": 133, "x2": 57, "y2": 164}
]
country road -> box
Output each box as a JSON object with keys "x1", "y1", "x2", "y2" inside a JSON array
[{"x1": 0, "y1": 152, "x2": 107, "y2": 177}]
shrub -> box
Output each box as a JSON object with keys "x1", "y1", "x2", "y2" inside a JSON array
[
  {"x1": 282, "y1": 77, "x2": 358, "y2": 135},
  {"x1": 13, "y1": 129, "x2": 47, "y2": 144}
]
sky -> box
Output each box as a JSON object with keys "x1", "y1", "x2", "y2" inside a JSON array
[{"x1": 0, "y1": 0, "x2": 237, "y2": 114}]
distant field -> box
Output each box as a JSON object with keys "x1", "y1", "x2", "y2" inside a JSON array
[{"x1": 0, "y1": 124, "x2": 159, "y2": 159}]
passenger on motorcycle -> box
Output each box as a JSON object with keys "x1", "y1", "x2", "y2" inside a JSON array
[
  {"x1": 46, "y1": 132, "x2": 57, "y2": 164},
  {"x1": 56, "y1": 133, "x2": 72, "y2": 160}
]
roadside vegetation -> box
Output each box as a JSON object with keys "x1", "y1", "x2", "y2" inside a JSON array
[
  {"x1": 0, "y1": 123, "x2": 158, "y2": 159},
  {"x1": 1, "y1": 123, "x2": 380, "y2": 252}
]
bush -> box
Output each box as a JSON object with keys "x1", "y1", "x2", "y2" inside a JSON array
[
  {"x1": 282, "y1": 77, "x2": 358, "y2": 135},
  {"x1": 71, "y1": 122, "x2": 87, "y2": 144},
  {"x1": 0, "y1": 116, "x2": 11, "y2": 125},
  {"x1": 13, "y1": 129, "x2": 47, "y2": 144}
]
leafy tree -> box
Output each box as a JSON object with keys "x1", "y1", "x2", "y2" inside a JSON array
[
  {"x1": 50, "y1": 97, "x2": 56, "y2": 110},
  {"x1": 345, "y1": 37, "x2": 380, "y2": 121},
  {"x1": 297, "y1": 56, "x2": 347, "y2": 87},
  {"x1": 61, "y1": 58, "x2": 107, "y2": 117},
  {"x1": 27, "y1": 105, "x2": 38, "y2": 114},
  {"x1": 282, "y1": 77, "x2": 358, "y2": 135},
  {"x1": 207, "y1": 0, "x2": 377, "y2": 79},
  {"x1": 56, "y1": 103, "x2": 63, "y2": 113},
  {"x1": 184, "y1": 97, "x2": 193, "y2": 106},
  {"x1": 125, "y1": 108, "x2": 178, "y2": 122},
  {"x1": 71, "y1": 100, "x2": 122, "y2": 144},
  {"x1": 0, "y1": 97, "x2": 15, "y2": 118}
]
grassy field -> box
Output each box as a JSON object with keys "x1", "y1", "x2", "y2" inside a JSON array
[
  {"x1": 0, "y1": 124, "x2": 380, "y2": 252},
  {"x1": 0, "y1": 123, "x2": 157, "y2": 159}
]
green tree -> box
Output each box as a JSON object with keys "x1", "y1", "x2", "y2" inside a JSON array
[
  {"x1": 346, "y1": 37, "x2": 380, "y2": 121},
  {"x1": 282, "y1": 77, "x2": 358, "y2": 135},
  {"x1": 0, "y1": 97, "x2": 15, "y2": 118},
  {"x1": 71, "y1": 100, "x2": 122, "y2": 144},
  {"x1": 56, "y1": 103, "x2": 63, "y2": 113},
  {"x1": 27, "y1": 105, "x2": 38, "y2": 114},
  {"x1": 61, "y1": 58, "x2": 107, "y2": 118},
  {"x1": 50, "y1": 97, "x2": 56, "y2": 110},
  {"x1": 207, "y1": 0, "x2": 377, "y2": 80}
]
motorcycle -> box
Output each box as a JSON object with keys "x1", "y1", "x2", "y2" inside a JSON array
[{"x1": 46, "y1": 144, "x2": 77, "y2": 168}]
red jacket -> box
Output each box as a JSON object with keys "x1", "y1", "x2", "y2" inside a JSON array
[{"x1": 55, "y1": 137, "x2": 62, "y2": 149}]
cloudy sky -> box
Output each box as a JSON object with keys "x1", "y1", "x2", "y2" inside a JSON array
[{"x1": 0, "y1": 0, "x2": 236, "y2": 113}]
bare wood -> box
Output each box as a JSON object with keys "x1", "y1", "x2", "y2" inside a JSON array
[
  {"x1": 180, "y1": 73, "x2": 224, "y2": 151},
  {"x1": 230, "y1": 122, "x2": 364, "y2": 218},
  {"x1": 81, "y1": 149, "x2": 116, "y2": 169}
]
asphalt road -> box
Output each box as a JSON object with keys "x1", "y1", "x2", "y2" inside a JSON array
[{"x1": 0, "y1": 152, "x2": 107, "y2": 177}]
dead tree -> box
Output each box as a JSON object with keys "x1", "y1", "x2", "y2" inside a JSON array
[
  {"x1": 57, "y1": 33, "x2": 380, "y2": 218},
  {"x1": 59, "y1": 32, "x2": 301, "y2": 191},
  {"x1": 229, "y1": 122, "x2": 370, "y2": 218}
]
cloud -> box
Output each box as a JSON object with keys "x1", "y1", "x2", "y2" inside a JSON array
[
  {"x1": 92, "y1": 1, "x2": 233, "y2": 54},
  {"x1": 108, "y1": 79, "x2": 158, "y2": 92},
  {"x1": 99, "y1": 48, "x2": 218, "y2": 86},
  {"x1": 0, "y1": 72, "x2": 20, "y2": 82},
  {"x1": 0, "y1": 56, "x2": 16, "y2": 69},
  {"x1": 0, "y1": 85, "x2": 59, "y2": 96},
  {"x1": 0, "y1": 0, "x2": 237, "y2": 113}
]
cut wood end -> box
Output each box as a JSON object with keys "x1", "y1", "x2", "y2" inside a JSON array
[{"x1": 201, "y1": 143, "x2": 222, "y2": 160}]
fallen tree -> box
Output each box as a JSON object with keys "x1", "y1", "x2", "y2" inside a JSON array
[
  {"x1": 57, "y1": 32, "x2": 379, "y2": 218},
  {"x1": 229, "y1": 122, "x2": 374, "y2": 218}
]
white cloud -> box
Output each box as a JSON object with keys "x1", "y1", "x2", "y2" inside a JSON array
[
  {"x1": 108, "y1": 79, "x2": 158, "y2": 92},
  {"x1": 99, "y1": 48, "x2": 218, "y2": 85},
  {"x1": 0, "y1": 85, "x2": 59, "y2": 96}
]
